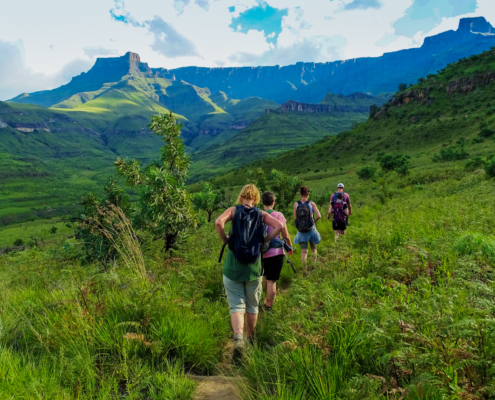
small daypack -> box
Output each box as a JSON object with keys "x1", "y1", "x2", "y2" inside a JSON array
[
  {"x1": 332, "y1": 193, "x2": 346, "y2": 223},
  {"x1": 295, "y1": 201, "x2": 314, "y2": 233},
  {"x1": 228, "y1": 205, "x2": 264, "y2": 264}
]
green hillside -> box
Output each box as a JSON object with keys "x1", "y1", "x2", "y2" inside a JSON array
[
  {"x1": 198, "y1": 49, "x2": 495, "y2": 192},
  {"x1": 2, "y1": 50, "x2": 495, "y2": 400},
  {"x1": 0, "y1": 102, "x2": 117, "y2": 225},
  {"x1": 187, "y1": 91, "x2": 385, "y2": 182}
]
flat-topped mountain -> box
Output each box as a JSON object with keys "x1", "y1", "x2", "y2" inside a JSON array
[
  {"x1": 11, "y1": 17, "x2": 495, "y2": 107},
  {"x1": 167, "y1": 17, "x2": 494, "y2": 103}
]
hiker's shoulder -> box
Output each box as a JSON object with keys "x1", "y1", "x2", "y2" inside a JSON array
[{"x1": 271, "y1": 211, "x2": 286, "y2": 221}]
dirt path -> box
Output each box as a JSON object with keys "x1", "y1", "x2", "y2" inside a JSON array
[
  {"x1": 190, "y1": 342, "x2": 244, "y2": 400},
  {"x1": 190, "y1": 375, "x2": 242, "y2": 400}
]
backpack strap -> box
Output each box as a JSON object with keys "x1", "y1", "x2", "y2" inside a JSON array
[{"x1": 218, "y1": 243, "x2": 227, "y2": 263}]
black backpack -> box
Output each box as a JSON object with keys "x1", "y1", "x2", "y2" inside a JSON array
[
  {"x1": 295, "y1": 201, "x2": 314, "y2": 233},
  {"x1": 227, "y1": 205, "x2": 264, "y2": 264}
]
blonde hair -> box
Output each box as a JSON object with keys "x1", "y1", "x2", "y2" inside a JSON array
[{"x1": 237, "y1": 184, "x2": 261, "y2": 205}]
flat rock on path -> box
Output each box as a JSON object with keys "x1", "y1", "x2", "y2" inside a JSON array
[{"x1": 190, "y1": 375, "x2": 242, "y2": 400}]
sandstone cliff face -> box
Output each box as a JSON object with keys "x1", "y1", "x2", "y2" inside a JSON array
[
  {"x1": 267, "y1": 99, "x2": 372, "y2": 114},
  {"x1": 10, "y1": 18, "x2": 495, "y2": 107},
  {"x1": 446, "y1": 72, "x2": 495, "y2": 94},
  {"x1": 165, "y1": 17, "x2": 495, "y2": 103}
]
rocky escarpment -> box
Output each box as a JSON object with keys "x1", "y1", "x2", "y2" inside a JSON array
[
  {"x1": 268, "y1": 99, "x2": 373, "y2": 114},
  {"x1": 374, "y1": 67, "x2": 495, "y2": 119},
  {"x1": 446, "y1": 72, "x2": 495, "y2": 94},
  {"x1": 10, "y1": 17, "x2": 495, "y2": 107},
  {"x1": 165, "y1": 17, "x2": 495, "y2": 103}
]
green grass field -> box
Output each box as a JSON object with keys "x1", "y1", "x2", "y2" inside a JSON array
[{"x1": 1, "y1": 48, "x2": 495, "y2": 400}]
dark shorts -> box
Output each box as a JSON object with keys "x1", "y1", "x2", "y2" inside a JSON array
[
  {"x1": 333, "y1": 220, "x2": 347, "y2": 231},
  {"x1": 263, "y1": 255, "x2": 284, "y2": 281}
]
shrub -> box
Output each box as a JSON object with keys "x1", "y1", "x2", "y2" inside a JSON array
[
  {"x1": 465, "y1": 156, "x2": 485, "y2": 171},
  {"x1": 479, "y1": 128, "x2": 495, "y2": 138},
  {"x1": 485, "y1": 158, "x2": 495, "y2": 178},
  {"x1": 13, "y1": 238, "x2": 23, "y2": 246},
  {"x1": 379, "y1": 154, "x2": 410, "y2": 174},
  {"x1": 357, "y1": 165, "x2": 376, "y2": 180},
  {"x1": 471, "y1": 137, "x2": 484, "y2": 144},
  {"x1": 432, "y1": 145, "x2": 469, "y2": 162}
]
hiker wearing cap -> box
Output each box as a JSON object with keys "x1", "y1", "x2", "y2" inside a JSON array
[
  {"x1": 328, "y1": 183, "x2": 352, "y2": 243},
  {"x1": 215, "y1": 184, "x2": 283, "y2": 359},
  {"x1": 261, "y1": 191, "x2": 293, "y2": 312},
  {"x1": 293, "y1": 186, "x2": 322, "y2": 270}
]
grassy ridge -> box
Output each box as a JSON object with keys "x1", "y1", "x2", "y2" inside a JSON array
[
  {"x1": 198, "y1": 49, "x2": 495, "y2": 192},
  {"x1": 1, "y1": 49, "x2": 495, "y2": 399}
]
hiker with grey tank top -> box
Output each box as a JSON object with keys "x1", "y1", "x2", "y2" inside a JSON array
[{"x1": 293, "y1": 186, "x2": 322, "y2": 271}]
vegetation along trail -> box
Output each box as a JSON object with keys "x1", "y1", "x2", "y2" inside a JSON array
[{"x1": 1, "y1": 50, "x2": 495, "y2": 399}]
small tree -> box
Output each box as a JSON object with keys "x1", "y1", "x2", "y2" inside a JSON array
[
  {"x1": 193, "y1": 183, "x2": 217, "y2": 222},
  {"x1": 247, "y1": 168, "x2": 267, "y2": 193},
  {"x1": 485, "y1": 158, "x2": 495, "y2": 178},
  {"x1": 115, "y1": 111, "x2": 196, "y2": 251},
  {"x1": 379, "y1": 154, "x2": 410, "y2": 174},
  {"x1": 357, "y1": 165, "x2": 376, "y2": 180},
  {"x1": 398, "y1": 83, "x2": 408, "y2": 92},
  {"x1": 369, "y1": 104, "x2": 379, "y2": 118},
  {"x1": 269, "y1": 169, "x2": 302, "y2": 210}
]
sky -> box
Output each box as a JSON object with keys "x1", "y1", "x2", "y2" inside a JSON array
[{"x1": 0, "y1": 0, "x2": 494, "y2": 100}]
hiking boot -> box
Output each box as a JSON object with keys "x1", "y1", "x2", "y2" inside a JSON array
[
  {"x1": 247, "y1": 336, "x2": 255, "y2": 347},
  {"x1": 232, "y1": 334, "x2": 244, "y2": 365}
]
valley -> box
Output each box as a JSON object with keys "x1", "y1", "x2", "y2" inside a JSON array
[{"x1": 1, "y1": 46, "x2": 495, "y2": 399}]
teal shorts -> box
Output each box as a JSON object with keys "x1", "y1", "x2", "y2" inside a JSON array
[{"x1": 223, "y1": 275, "x2": 262, "y2": 315}]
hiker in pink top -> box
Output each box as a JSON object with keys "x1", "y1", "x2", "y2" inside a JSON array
[{"x1": 261, "y1": 191, "x2": 293, "y2": 311}]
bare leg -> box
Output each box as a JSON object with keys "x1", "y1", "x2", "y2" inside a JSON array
[
  {"x1": 263, "y1": 276, "x2": 267, "y2": 291},
  {"x1": 246, "y1": 313, "x2": 258, "y2": 337},
  {"x1": 334, "y1": 231, "x2": 339, "y2": 244},
  {"x1": 230, "y1": 312, "x2": 244, "y2": 335},
  {"x1": 265, "y1": 280, "x2": 276, "y2": 307},
  {"x1": 310, "y1": 245, "x2": 317, "y2": 267},
  {"x1": 301, "y1": 249, "x2": 309, "y2": 266}
]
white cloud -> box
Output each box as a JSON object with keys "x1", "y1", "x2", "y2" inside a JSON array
[
  {"x1": 0, "y1": 40, "x2": 91, "y2": 101},
  {"x1": 146, "y1": 16, "x2": 200, "y2": 58},
  {"x1": 83, "y1": 46, "x2": 119, "y2": 58}
]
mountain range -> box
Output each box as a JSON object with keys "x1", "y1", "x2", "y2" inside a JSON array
[{"x1": 2, "y1": 16, "x2": 495, "y2": 224}]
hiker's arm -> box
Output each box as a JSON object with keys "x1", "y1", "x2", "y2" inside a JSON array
[
  {"x1": 215, "y1": 207, "x2": 234, "y2": 244},
  {"x1": 327, "y1": 205, "x2": 334, "y2": 220},
  {"x1": 263, "y1": 212, "x2": 283, "y2": 242},
  {"x1": 293, "y1": 202, "x2": 298, "y2": 220},
  {"x1": 312, "y1": 202, "x2": 321, "y2": 222},
  {"x1": 347, "y1": 196, "x2": 352, "y2": 216},
  {"x1": 327, "y1": 195, "x2": 333, "y2": 219}
]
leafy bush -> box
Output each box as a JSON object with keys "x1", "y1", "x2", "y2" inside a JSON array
[
  {"x1": 379, "y1": 154, "x2": 410, "y2": 175},
  {"x1": 486, "y1": 158, "x2": 495, "y2": 178},
  {"x1": 356, "y1": 165, "x2": 376, "y2": 180},
  {"x1": 479, "y1": 128, "x2": 495, "y2": 138},
  {"x1": 13, "y1": 239, "x2": 23, "y2": 246},
  {"x1": 432, "y1": 145, "x2": 469, "y2": 162},
  {"x1": 465, "y1": 156, "x2": 485, "y2": 171}
]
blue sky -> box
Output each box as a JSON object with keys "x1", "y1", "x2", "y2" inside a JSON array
[{"x1": 0, "y1": 0, "x2": 494, "y2": 99}]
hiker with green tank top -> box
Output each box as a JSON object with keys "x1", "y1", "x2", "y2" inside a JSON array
[
  {"x1": 293, "y1": 186, "x2": 322, "y2": 270},
  {"x1": 261, "y1": 191, "x2": 293, "y2": 312},
  {"x1": 215, "y1": 184, "x2": 283, "y2": 361}
]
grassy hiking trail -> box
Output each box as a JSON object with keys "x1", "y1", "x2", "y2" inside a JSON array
[
  {"x1": 1, "y1": 166, "x2": 495, "y2": 399},
  {"x1": 1, "y1": 49, "x2": 495, "y2": 399}
]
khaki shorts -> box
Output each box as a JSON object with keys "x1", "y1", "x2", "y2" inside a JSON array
[{"x1": 223, "y1": 275, "x2": 262, "y2": 315}]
